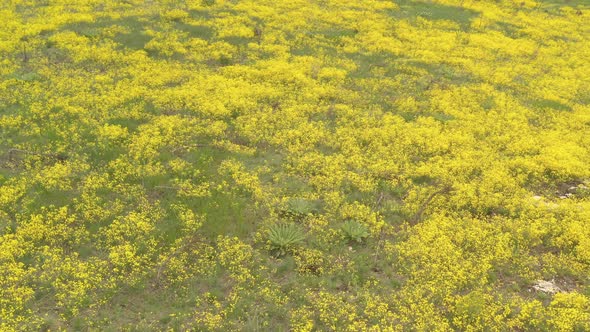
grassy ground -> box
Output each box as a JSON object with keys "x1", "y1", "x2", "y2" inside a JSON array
[{"x1": 1, "y1": 0, "x2": 590, "y2": 330}]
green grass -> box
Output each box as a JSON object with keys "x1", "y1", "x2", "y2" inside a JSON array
[
  {"x1": 174, "y1": 21, "x2": 213, "y2": 40},
  {"x1": 393, "y1": 0, "x2": 480, "y2": 30},
  {"x1": 4, "y1": 0, "x2": 590, "y2": 330}
]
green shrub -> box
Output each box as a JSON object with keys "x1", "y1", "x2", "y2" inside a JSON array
[
  {"x1": 267, "y1": 223, "x2": 306, "y2": 257},
  {"x1": 341, "y1": 220, "x2": 369, "y2": 244}
]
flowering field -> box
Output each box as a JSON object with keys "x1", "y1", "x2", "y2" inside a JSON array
[{"x1": 1, "y1": 0, "x2": 589, "y2": 330}]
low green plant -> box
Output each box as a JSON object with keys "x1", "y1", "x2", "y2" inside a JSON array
[
  {"x1": 341, "y1": 220, "x2": 369, "y2": 244},
  {"x1": 267, "y1": 223, "x2": 306, "y2": 256},
  {"x1": 283, "y1": 198, "x2": 321, "y2": 219}
]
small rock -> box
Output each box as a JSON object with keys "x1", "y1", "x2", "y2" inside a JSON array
[
  {"x1": 532, "y1": 195, "x2": 543, "y2": 201},
  {"x1": 533, "y1": 280, "x2": 561, "y2": 294},
  {"x1": 559, "y1": 195, "x2": 568, "y2": 199}
]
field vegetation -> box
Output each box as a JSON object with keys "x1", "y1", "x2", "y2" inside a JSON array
[{"x1": 1, "y1": 0, "x2": 589, "y2": 330}]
